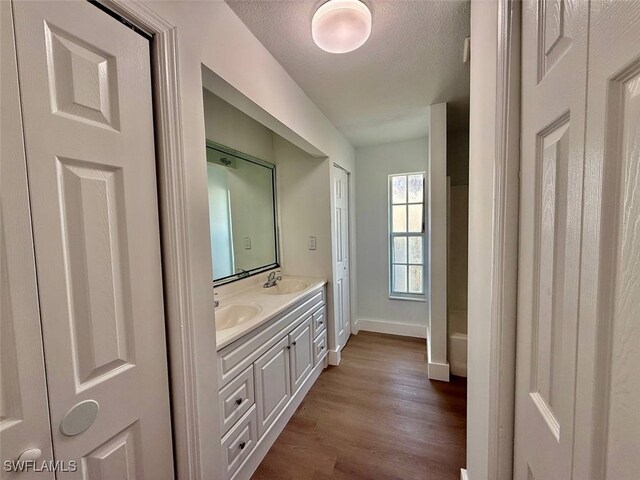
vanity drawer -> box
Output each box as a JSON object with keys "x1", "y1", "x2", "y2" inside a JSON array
[
  {"x1": 312, "y1": 306, "x2": 326, "y2": 337},
  {"x1": 218, "y1": 288, "x2": 324, "y2": 387},
  {"x1": 313, "y1": 331, "x2": 328, "y2": 366},
  {"x1": 221, "y1": 406, "x2": 258, "y2": 480},
  {"x1": 219, "y1": 365, "x2": 255, "y2": 436}
]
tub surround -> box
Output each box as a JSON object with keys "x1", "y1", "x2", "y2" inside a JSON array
[{"x1": 215, "y1": 275, "x2": 327, "y2": 350}]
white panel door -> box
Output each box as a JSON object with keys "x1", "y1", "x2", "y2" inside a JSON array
[
  {"x1": 515, "y1": 0, "x2": 590, "y2": 478},
  {"x1": 289, "y1": 317, "x2": 313, "y2": 393},
  {"x1": 333, "y1": 166, "x2": 351, "y2": 349},
  {"x1": 0, "y1": 1, "x2": 54, "y2": 476},
  {"x1": 573, "y1": 2, "x2": 640, "y2": 479},
  {"x1": 12, "y1": 2, "x2": 173, "y2": 478},
  {"x1": 254, "y1": 337, "x2": 291, "y2": 437}
]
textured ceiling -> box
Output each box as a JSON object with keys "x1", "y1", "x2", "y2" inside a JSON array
[{"x1": 226, "y1": 0, "x2": 470, "y2": 147}]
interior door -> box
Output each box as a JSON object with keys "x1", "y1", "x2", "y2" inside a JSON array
[
  {"x1": 516, "y1": 1, "x2": 640, "y2": 479},
  {"x1": 12, "y1": 2, "x2": 174, "y2": 478},
  {"x1": 333, "y1": 166, "x2": 351, "y2": 349},
  {"x1": 289, "y1": 317, "x2": 313, "y2": 393},
  {"x1": 573, "y1": 2, "x2": 640, "y2": 479},
  {"x1": 1, "y1": 1, "x2": 54, "y2": 476},
  {"x1": 515, "y1": 0, "x2": 590, "y2": 478}
]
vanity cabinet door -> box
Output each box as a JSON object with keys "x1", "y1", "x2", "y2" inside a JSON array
[
  {"x1": 289, "y1": 317, "x2": 314, "y2": 394},
  {"x1": 254, "y1": 337, "x2": 291, "y2": 437}
]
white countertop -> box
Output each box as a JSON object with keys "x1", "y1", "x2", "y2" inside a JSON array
[{"x1": 215, "y1": 276, "x2": 327, "y2": 350}]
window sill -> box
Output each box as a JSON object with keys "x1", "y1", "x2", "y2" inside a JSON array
[{"x1": 388, "y1": 294, "x2": 427, "y2": 302}]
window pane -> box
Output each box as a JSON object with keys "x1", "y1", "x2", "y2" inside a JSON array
[
  {"x1": 408, "y1": 265, "x2": 423, "y2": 293},
  {"x1": 393, "y1": 236, "x2": 407, "y2": 263},
  {"x1": 393, "y1": 265, "x2": 407, "y2": 293},
  {"x1": 392, "y1": 205, "x2": 407, "y2": 232},
  {"x1": 408, "y1": 236, "x2": 423, "y2": 264},
  {"x1": 408, "y1": 174, "x2": 423, "y2": 203},
  {"x1": 408, "y1": 204, "x2": 423, "y2": 232},
  {"x1": 391, "y1": 175, "x2": 407, "y2": 204}
]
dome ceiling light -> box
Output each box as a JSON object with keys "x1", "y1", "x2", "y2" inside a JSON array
[{"x1": 312, "y1": 0, "x2": 372, "y2": 54}]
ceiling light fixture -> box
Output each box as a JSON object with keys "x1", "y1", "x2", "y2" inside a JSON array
[{"x1": 312, "y1": 0, "x2": 372, "y2": 54}]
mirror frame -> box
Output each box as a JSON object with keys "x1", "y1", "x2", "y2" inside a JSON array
[{"x1": 206, "y1": 140, "x2": 280, "y2": 286}]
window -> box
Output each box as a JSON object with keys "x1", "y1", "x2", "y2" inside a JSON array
[{"x1": 389, "y1": 173, "x2": 425, "y2": 299}]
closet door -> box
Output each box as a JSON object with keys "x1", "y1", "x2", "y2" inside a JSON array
[
  {"x1": 12, "y1": 2, "x2": 173, "y2": 478},
  {"x1": 0, "y1": 2, "x2": 54, "y2": 477}
]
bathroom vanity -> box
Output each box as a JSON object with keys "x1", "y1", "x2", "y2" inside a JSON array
[{"x1": 215, "y1": 276, "x2": 328, "y2": 479}]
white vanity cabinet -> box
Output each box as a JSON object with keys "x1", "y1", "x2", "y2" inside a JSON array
[{"x1": 217, "y1": 284, "x2": 328, "y2": 479}]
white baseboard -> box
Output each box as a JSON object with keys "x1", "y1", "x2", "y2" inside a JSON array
[
  {"x1": 357, "y1": 318, "x2": 427, "y2": 339},
  {"x1": 233, "y1": 355, "x2": 328, "y2": 479},
  {"x1": 428, "y1": 359, "x2": 450, "y2": 382},
  {"x1": 460, "y1": 468, "x2": 468, "y2": 480},
  {"x1": 328, "y1": 348, "x2": 341, "y2": 365}
]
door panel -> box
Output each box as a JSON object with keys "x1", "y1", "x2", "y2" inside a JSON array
[
  {"x1": 254, "y1": 337, "x2": 291, "y2": 437},
  {"x1": 333, "y1": 166, "x2": 351, "y2": 349},
  {"x1": 517, "y1": 1, "x2": 640, "y2": 479},
  {"x1": 289, "y1": 318, "x2": 313, "y2": 393},
  {"x1": 573, "y1": 2, "x2": 640, "y2": 479},
  {"x1": 515, "y1": 0, "x2": 589, "y2": 478},
  {"x1": 12, "y1": 2, "x2": 173, "y2": 478},
  {"x1": 0, "y1": 1, "x2": 54, "y2": 476}
]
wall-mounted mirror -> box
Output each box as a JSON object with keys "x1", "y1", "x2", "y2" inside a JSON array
[{"x1": 206, "y1": 141, "x2": 279, "y2": 284}]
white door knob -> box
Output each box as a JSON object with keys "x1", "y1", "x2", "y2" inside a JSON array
[{"x1": 18, "y1": 448, "x2": 42, "y2": 462}]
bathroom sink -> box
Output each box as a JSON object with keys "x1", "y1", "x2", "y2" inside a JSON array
[
  {"x1": 262, "y1": 279, "x2": 308, "y2": 295},
  {"x1": 215, "y1": 304, "x2": 262, "y2": 330}
]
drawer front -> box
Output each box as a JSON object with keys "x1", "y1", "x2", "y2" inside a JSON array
[
  {"x1": 313, "y1": 331, "x2": 328, "y2": 366},
  {"x1": 312, "y1": 306, "x2": 326, "y2": 337},
  {"x1": 221, "y1": 406, "x2": 258, "y2": 480},
  {"x1": 218, "y1": 288, "x2": 324, "y2": 387},
  {"x1": 219, "y1": 365, "x2": 255, "y2": 436}
]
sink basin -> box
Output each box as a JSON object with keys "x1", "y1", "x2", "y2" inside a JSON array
[
  {"x1": 262, "y1": 279, "x2": 309, "y2": 295},
  {"x1": 215, "y1": 304, "x2": 262, "y2": 330}
]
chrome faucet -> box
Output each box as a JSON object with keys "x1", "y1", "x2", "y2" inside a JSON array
[{"x1": 263, "y1": 271, "x2": 282, "y2": 288}]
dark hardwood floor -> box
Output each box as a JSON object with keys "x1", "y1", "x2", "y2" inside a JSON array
[{"x1": 252, "y1": 331, "x2": 467, "y2": 480}]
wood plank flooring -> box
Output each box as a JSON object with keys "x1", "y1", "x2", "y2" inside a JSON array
[{"x1": 252, "y1": 331, "x2": 467, "y2": 480}]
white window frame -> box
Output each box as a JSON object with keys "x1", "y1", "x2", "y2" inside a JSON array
[{"x1": 388, "y1": 172, "x2": 426, "y2": 301}]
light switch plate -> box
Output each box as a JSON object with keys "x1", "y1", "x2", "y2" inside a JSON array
[
  {"x1": 308, "y1": 236, "x2": 317, "y2": 250},
  {"x1": 244, "y1": 237, "x2": 251, "y2": 249}
]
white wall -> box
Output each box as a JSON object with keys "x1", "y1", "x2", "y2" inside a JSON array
[
  {"x1": 427, "y1": 102, "x2": 449, "y2": 381},
  {"x1": 448, "y1": 184, "x2": 468, "y2": 335},
  {"x1": 202, "y1": 89, "x2": 274, "y2": 162},
  {"x1": 138, "y1": 2, "x2": 355, "y2": 477},
  {"x1": 274, "y1": 137, "x2": 332, "y2": 281},
  {"x1": 354, "y1": 137, "x2": 429, "y2": 338}
]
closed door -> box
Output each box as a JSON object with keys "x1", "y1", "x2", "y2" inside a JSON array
[
  {"x1": 12, "y1": 2, "x2": 173, "y2": 478},
  {"x1": 333, "y1": 166, "x2": 351, "y2": 348},
  {"x1": 254, "y1": 337, "x2": 291, "y2": 437},
  {"x1": 289, "y1": 318, "x2": 313, "y2": 393},
  {"x1": 0, "y1": 1, "x2": 54, "y2": 476},
  {"x1": 515, "y1": 1, "x2": 640, "y2": 479}
]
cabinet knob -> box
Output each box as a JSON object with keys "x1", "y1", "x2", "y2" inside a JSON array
[
  {"x1": 292, "y1": 341, "x2": 297, "y2": 346},
  {"x1": 239, "y1": 442, "x2": 246, "y2": 450},
  {"x1": 235, "y1": 398, "x2": 242, "y2": 406}
]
